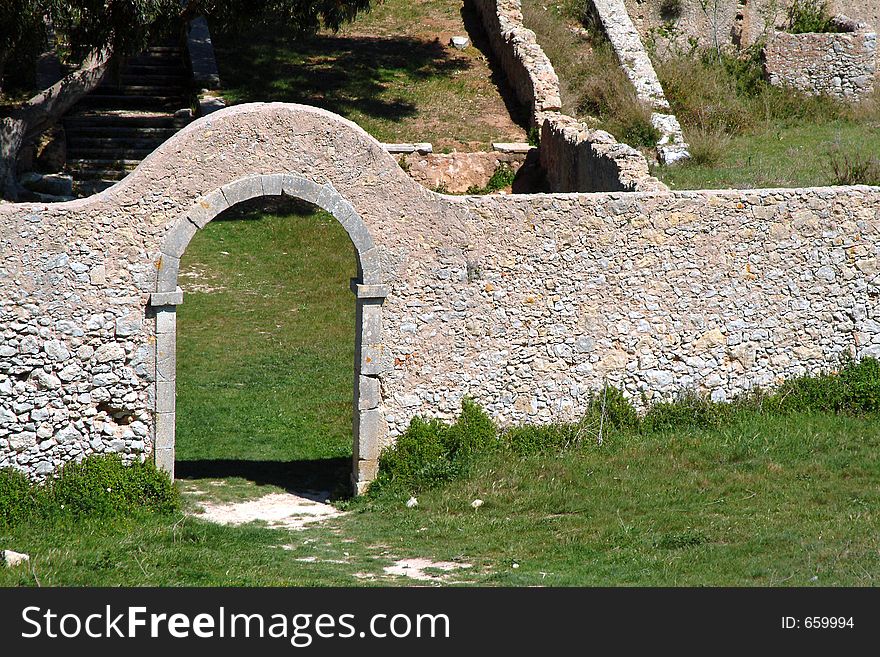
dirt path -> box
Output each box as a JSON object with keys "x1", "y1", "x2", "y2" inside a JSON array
[{"x1": 189, "y1": 490, "x2": 344, "y2": 530}]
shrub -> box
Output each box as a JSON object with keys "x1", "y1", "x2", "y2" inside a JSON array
[
  {"x1": 505, "y1": 423, "x2": 580, "y2": 455},
  {"x1": 49, "y1": 454, "x2": 179, "y2": 519},
  {"x1": 443, "y1": 398, "x2": 497, "y2": 459},
  {"x1": 0, "y1": 468, "x2": 40, "y2": 528},
  {"x1": 682, "y1": 127, "x2": 730, "y2": 166},
  {"x1": 466, "y1": 163, "x2": 517, "y2": 195},
  {"x1": 372, "y1": 399, "x2": 497, "y2": 495},
  {"x1": 642, "y1": 392, "x2": 730, "y2": 432},
  {"x1": 0, "y1": 455, "x2": 178, "y2": 528},
  {"x1": 586, "y1": 385, "x2": 640, "y2": 434},
  {"x1": 827, "y1": 150, "x2": 880, "y2": 186},
  {"x1": 785, "y1": 0, "x2": 840, "y2": 34}
]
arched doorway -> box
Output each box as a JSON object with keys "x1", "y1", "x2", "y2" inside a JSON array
[{"x1": 149, "y1": 173, "x2": 388, "y2": 493}]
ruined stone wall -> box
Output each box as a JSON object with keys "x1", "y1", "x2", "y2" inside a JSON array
[
  {"x1": 589, "y1": 0, "x2": 690, "y2": 164},
  {"x1": 764, "y1": 29, "x2": 876, "y2": 100},
  {"x1": 538, "y1": 115, "x2": 667, "y2": 192},
  {"x1": 2, "y1": 103, "x2": 879, "y2": 488},
  {"x1": 467, "y1": 0, "x2": 665, "y2": 192},
  {"x1": 625, "y1": 0, "x2": 878, "y2": 53}
]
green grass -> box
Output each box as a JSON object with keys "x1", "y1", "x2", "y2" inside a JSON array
[
  {"x1": 2, "y1": 411, "x2": 878, "y2": 586},
  {"x1": 211, "y1": 0, "x2": 527, "y2": 151},
  {"x1": 655, "y1": 119, "x2": 880, "y2": 189},
  {"x1": 175, "y1": 199, "x2": 356, "y2": 464},
  {"x1": 518, "y1": 1, "x2": 880, "y2": 190}
]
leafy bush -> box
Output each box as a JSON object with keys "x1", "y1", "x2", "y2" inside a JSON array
[
  {"x1": 369, "y1": 358, "x2": 880, "y2": 497},
  {"x1": 466, "y1": 163, "x2": 517, "y2": 195},
  {"x1": 785, "y1": 0, "x2": 840, "y2": 34},
  {"x1": 0, "y1": 455, "x2": 178, "y2": 528},
  {"x1": 0, "y1": 468, "x2": 40, "y2": 528},
  {"x1": 443, "y1": 398, "x2": 497, "y2": 459},
  {"x1": 586, "y1": 385, "x2": 640, "y2": 434},
  {"x1": 643, "y1": 392, "x2": 729, "y2": 432},
  {"x1": 372, "y1": 399, "x2": 497, "y2": 495},
  {"x1": 50, "y1": 454, "x2": 179, "y2": 518},
  {"x1": 505, "y1": 423, "x2": 580, "y2": 455}
]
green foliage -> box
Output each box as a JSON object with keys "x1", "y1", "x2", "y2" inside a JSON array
[
  {"x1": 0, "y1": 455, "x2": 178, "y2": 529},
  {"x1": 466, "y1": 163, "x2": 517, "y2": 195},
  {"x1": 656, "y1": 45, "x2": 847, "y2": 137},
  {"x1": 643, "y1": 392, "x2": 729, "y2": 432},
  {"x1": 443, "y1": 398, "x2": 497, "y2": 459},
  {"x1": 1, "y1": 0, "x2": 379, "y2": 101},
  {"x1": 372, "y1": 358, "x2": 880, "y2": 498},
  {"x1": 505, "y1": 423, "x2": 580, "y2": 455},
  {"x1": 682, "y1": 127, "x2": 731, "y2": 166},
  {"x1": 769, "y1": 357, "x2": 880, "y2": 415},
  {"x1": 586, "y1": 385, "x2": 640, "y2": 434},
  {"x1": 0, "y1": 467, "x2": 39, "y2": 528},
  {"x1": 50, "y1": 454, "x2": 179, "y2": 518},
  {"x1": 527, "y1": 126, "x2": 541, "y2": 147},
  {"x1": 372, "y1": 398, "x2": 497, "y2": 495},
  {"x1": 785, "y1": 0, "x2": 840, "y2": 34}
]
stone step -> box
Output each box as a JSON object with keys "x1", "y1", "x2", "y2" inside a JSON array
[
  {"x1": 64, "y1": 112, "x2": 182, "y2": 128},
  {"x1": 93, "y1": 85, "x2": 187, "y2": 96},
  {"x1": 74, "y1": 94, "x2": 188, "y2": 110},
  {"x1": 65, "y1": 164, "x2": 135, "y2": 180},
  {"x1": 67, "y1": 146, "x2": 159, "y2": 160},
  {"x1": 73, "y1": 179, "x2": 120, "y2": 195},
  {"x1": 66, "y1": 133, "x2": 171, "y2": 147},
  {"x1": 122, "y1": 63, "x2": 187, "y2": 76},
  {"x1": 118, "y1": 74, "x2": 188, "y2": 86}
]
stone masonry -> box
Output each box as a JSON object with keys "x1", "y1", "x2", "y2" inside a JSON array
[
  {"x1": 468, "y1": 0, "x2": 667, "y2": 193},
  {"x1": 589, "y1": 0, "x2": 690, "y2": 164},
  {"x1": 1, "y1": 103, "x2": 879, "y2": 492},
  {"x1": 764, "y1": 27, "x2": 876, "y2": 100}
]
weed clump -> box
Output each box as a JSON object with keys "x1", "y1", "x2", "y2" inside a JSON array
[
  {"x1": 0, "y1": 454, "x2": 179, "y2": 528},
  {"x1": 371, "y1": 399, "x2": 497, "y2": 495}
]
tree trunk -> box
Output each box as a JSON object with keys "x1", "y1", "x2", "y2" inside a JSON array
[{"x1": 1, "y1": 47, "x2": 112, "y2": 200}]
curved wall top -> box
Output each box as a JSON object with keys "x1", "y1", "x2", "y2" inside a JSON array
[{"x1": 1, "y1": 102, "x2": 880, "y2": 485}]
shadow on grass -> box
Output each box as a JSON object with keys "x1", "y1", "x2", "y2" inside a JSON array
[
  {"x1": 460, "y1": 3, "x2": 531, "y2": 133},
  {"x1": 213, "y1": 29, "x2": 470, "y2": 123},
  {"x1": 212, "y1": 196, "x2": 323, "y2": 222},
  {"x1": 175, "y1": 457, "x2": 353, "y2": 499}
]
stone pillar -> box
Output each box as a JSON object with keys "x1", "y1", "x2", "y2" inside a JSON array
[
  {"x1": 149, "y1": 287, "x2": 184, "y2": 479},
  {"x1": 350, "y1": 279, "x2": 389, "y2": 494}
]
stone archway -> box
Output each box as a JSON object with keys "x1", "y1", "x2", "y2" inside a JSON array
[{"x1": 150, "y1": 172, "x2": 388, "y2": 494}]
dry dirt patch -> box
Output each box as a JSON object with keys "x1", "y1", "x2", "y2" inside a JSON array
[{"x1": 189, "y1": 491, "x2": 344, "y2": 530}]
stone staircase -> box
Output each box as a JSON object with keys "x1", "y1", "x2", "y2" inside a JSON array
[{"x1": 64, "y1": 44, "x2": 195, "y2": 196}]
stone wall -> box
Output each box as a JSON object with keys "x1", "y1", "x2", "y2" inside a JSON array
[
  {"x1": 467, "y1": 0, "x2": 666, "y2": 193},
  {"x1": 539, "y1": 114, "x2": 667, "y2": 192},
  {"x1": 1, "y1": 103, "x2": 879, "y2": 491},
  {"x1": 764, "y1": 28, "x2": 877, "y2": 100},
  {"x1": 625, "y1": 0, "x2": 879, "y2": 54},
  {"x1": 589, "y1": 0, "x2": 690, "y2": 164}
]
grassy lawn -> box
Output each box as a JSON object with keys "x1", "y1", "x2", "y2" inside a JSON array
[
  {"x1": 654, "y1": 118, "x2": 880, "y2": 190},
  {"x1": 175, "y1": 199, "x2": 356, "y2": 470},
  {"x1": 1, "y1": 411, "x2": 878, "y2": 586},
  {"x1": 211, "y1": 0, "x2": 527, "y2": 151}
]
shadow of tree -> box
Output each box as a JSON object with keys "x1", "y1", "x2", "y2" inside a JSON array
[
  {"x1": 176, "y1": 457, "x2": 353, "y2": 500},
  {"x1": 213, "y1": 29, "x2": 471, "y2": 124}
]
